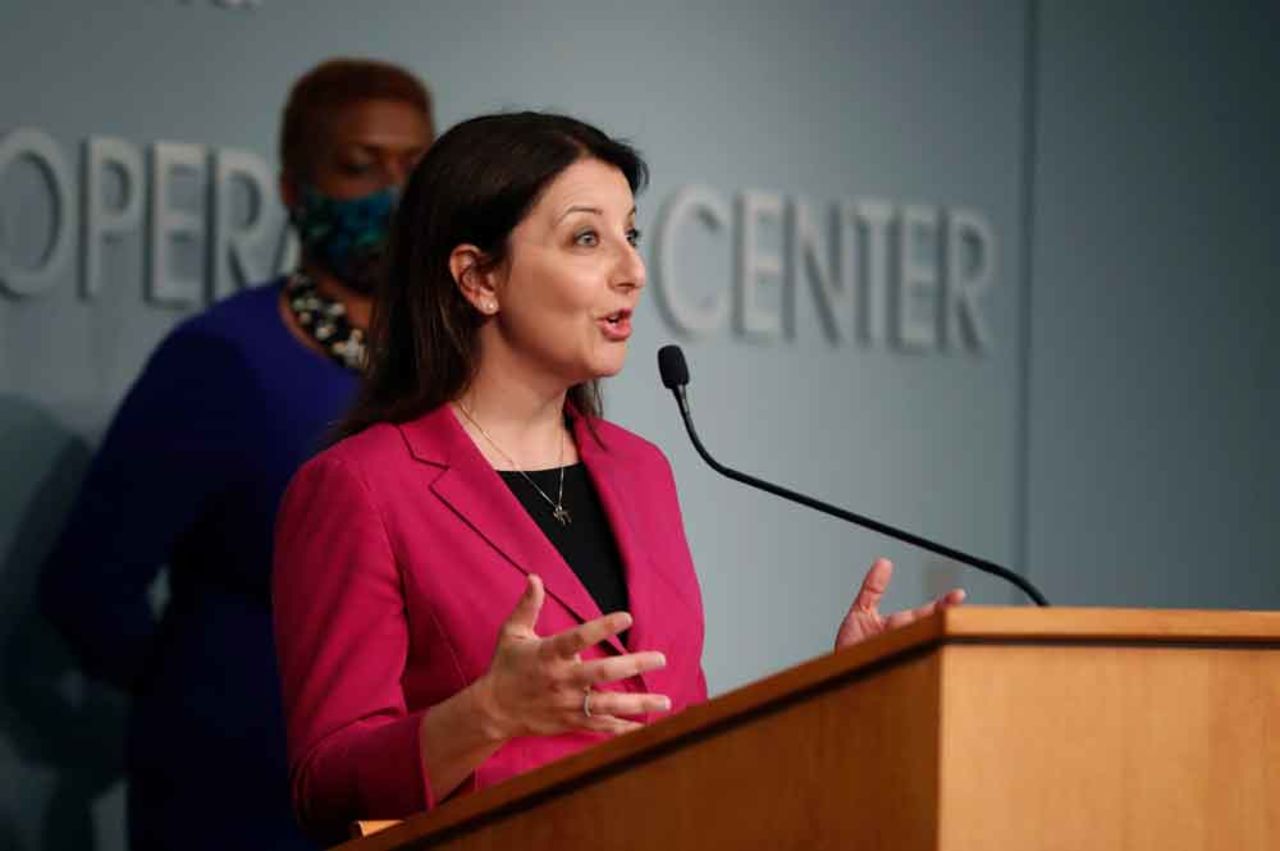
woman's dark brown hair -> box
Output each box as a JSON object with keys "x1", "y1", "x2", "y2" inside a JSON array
[{"x1": 336, "y1": 111, "x2": 648, "y2": 439}]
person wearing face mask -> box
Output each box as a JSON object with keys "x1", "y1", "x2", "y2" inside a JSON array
[
  {"x1": 272, "y1": 112, "x2": 965, "y2": 843},
  {"x1": 38, "y1": 59, "x2": 433, "y2": 851}
]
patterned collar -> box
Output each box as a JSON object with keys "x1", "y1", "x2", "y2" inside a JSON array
[{"x1": 284, "y1": 271, "x2": 366, "y2": 371}]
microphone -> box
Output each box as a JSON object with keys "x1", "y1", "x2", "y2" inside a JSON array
[{"x1": 657, "y1": 344, "x2": 1050, "y2": 607}]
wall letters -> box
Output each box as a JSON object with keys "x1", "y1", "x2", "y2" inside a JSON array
[
  {"x1": 652, "y1": 185, "x2": 997, "y2": 353},
  {"x1": 0, "y1": 127, "x2": 289, "y2": 305}
]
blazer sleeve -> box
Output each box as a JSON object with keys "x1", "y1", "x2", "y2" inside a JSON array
[{"x1": 273, "y1": 450, "x2": 434, "y2": 841}]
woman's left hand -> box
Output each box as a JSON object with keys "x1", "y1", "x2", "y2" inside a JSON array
[{"x1": 834, "y1": 557, "x2": 966, "y2": 650}]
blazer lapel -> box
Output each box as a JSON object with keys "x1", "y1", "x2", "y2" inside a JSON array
[
  {"x1": 574, "y1": 416, "x2": 659, "y2": 670},
  {"x1": 399, "y1": 407, "x2": 621, "y2": 654}
]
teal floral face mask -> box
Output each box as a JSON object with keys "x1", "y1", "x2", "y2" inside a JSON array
[{"x1": 291, "y1": 185, "x2": 398, "y2": 294}]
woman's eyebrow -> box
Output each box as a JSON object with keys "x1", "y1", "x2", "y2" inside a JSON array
[
  {"x1": 556, "y1": 205, "x2": 603, "y2": 223},
  {"x1": 555, "y1": 204, "x2": 638, "y2": 223}
]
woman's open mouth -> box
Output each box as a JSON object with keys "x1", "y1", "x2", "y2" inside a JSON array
[{"x1": 599, "y1": 309, "x2": 632, "y2": 341}]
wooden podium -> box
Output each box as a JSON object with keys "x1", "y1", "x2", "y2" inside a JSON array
[{"x1": 338, "y1": 608, "x2": 1279, "y2": 850}]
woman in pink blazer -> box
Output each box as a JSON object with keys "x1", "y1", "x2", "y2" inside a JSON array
[{"x1": 273, "y1": 112, "x2": 963, "y2": 842}]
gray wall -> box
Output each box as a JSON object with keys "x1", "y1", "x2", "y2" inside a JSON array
[
  {"x1": 0, "y1": 1, "x2": 1275, "y2": 848},
  {"x1": 1027, "y1": 2, "x2": 1280, "y2": 607}
]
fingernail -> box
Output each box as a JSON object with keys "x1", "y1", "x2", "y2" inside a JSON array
[
  {"x1": 659, "y1": 696, "x2": 672, "y2": 711},
  {"x1": 655, "y1": 652, "x2": 667, "y2": 668}
]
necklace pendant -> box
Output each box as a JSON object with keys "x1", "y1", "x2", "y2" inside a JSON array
[{"x1": 552, "y1": 505, "x2": 573, "y2": 526}]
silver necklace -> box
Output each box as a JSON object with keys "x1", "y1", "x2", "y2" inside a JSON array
[{"x1": 456, "y1": 403, "x2": 572, "y2": 526}]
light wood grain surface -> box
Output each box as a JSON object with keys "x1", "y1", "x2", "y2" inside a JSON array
[{"x1": 334, "y1": 607, "x2": 1280, "y2": 850}]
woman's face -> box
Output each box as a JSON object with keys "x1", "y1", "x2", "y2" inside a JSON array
[
  {"x1": 489, "y1": 157, "x2": 646, "y2": 385},
  {"x1": 308, "y1": 98, "x2": 433, "y2": 198}
]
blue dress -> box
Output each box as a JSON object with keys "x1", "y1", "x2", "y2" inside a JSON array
[{"x1": 40, "y1": 279, "x2": 356, "y2": 850}]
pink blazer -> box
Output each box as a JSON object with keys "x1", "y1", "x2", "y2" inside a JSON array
[{"x1": 272, "y1": 405, "x2": 707, "y2": 839}]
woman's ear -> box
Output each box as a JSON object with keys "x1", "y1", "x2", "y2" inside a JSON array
[{"x1": 448, "y1": 245, "x2": 500, "y2": 316}]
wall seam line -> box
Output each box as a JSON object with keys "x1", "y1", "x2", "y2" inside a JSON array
[{"x1": 1014, "y1": 0, "x2": 1041, "y2": 592}]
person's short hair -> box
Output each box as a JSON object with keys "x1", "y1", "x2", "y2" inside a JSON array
[{"x1": 280, "y1": 58, "x2": 433, "y2": 181}]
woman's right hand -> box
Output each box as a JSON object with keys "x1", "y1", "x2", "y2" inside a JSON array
[{"x1": 473, "y1": 574, "x2": 671, "y2": 740}]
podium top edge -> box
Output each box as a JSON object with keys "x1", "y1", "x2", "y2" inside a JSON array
[{"x1": 937, "y1": 605, "x2": 1280, "y2": 643}]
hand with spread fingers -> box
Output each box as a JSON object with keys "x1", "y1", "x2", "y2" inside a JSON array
[
  {"x1": 474, "y1": 575, "x2": 672, "y2": 738},
  {"x1": 834, "y1": 558, "x2": 967, "y2": 650}
]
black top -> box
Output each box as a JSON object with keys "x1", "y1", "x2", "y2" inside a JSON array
[{"x1": 498, "y1": 463, "x2": 630, "y2": 624}]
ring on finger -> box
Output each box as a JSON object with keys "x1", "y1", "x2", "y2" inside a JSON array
[{"x1": 582, "y1": 686, "x2": 593, "y2": 719}]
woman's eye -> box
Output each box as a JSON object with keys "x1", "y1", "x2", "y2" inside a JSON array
[
  {"x1": 627, "y1": 228, "x2": 642, "y2": 247},
  {"x1": 340, "y1": 161, "x2": 374, "y2": 176},
  {"x1": 574, "y1": 230, "x2": 599, "y2": 247}
]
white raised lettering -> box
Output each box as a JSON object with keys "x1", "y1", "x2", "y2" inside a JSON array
[
  {"x1": 944, "y1": 207, "x2": 995, "y2": 351},
  {"x1": 735, "y1": 191, "x2": 784, "y2": 341},
  {"x1": 846, "y1": 199, "x2": 893, "y2": 345},
  {"x1": 651, "y1": 184, "x2": 731, "y2": 338},
  {"x1": 894, "y1": 204, "x2": 941, "y2": 351},
  {"x1": 212, "y1": 147, "x2": 277, "y2": 298},
  {"x1": 790, "y1": 199, "x2": 847, "y2": 343},
  {"x1": 82, "y1": 136, "x2": 144, "y2": 299},
  {"x1": 0, "y1": 128, "x2": 74, "y2": 297},
  {"x1": 148, "y1": 141, "x2": 207, "y2": 306}
]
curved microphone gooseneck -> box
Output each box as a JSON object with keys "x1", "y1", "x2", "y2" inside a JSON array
[{"x1": 657, "y1": 344, "x2": 1050, "y2": 607}]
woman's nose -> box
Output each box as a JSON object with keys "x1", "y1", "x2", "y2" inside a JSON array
[{"x1": 613, "y1": 241, "x2": 647, "y2": 292}]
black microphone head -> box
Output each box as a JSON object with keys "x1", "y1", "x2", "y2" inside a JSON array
[{"x1": 657, "y1": 345, "x2": 690, "y2": 390}]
